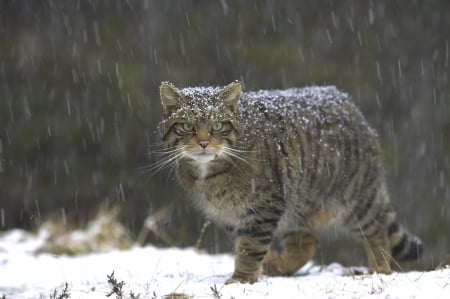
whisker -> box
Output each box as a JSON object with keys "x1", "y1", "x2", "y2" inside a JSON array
[
  {"x1": 223, "y1": 154, "x2": 246, "y2": 174},
  {"x1": 147, "y1": 146, "x2": 180, "y2": 155},
  {"x1": 222, "y1": 146, "x2": 255, "y2": 154},
  {"x1": 222, "y1": 146, "x2": 263, "y2": 162},
  {"x1": 165, "y1": 158, "x2": 180, "y2": 184},
  {"x1": 222, "y1": 147, "x2": 254, "y2": 167},
  {"x1": 140, "y1": 148, "x2": 186, "y2": 176}
]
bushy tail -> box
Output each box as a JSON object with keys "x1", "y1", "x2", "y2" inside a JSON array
[{"x1": 389, "y1": 223, "x2": 423, "y2": 261}]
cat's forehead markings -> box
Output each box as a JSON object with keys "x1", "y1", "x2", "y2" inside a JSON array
[
  {"x1": 167, "y1": 86, "x2": 230, "y2": 120},
  {"x1": 181, "y1": 86, "x2": 222, "y2": 102},
  {"x1": 180, "y1": 87, "x2": 221, "y2": 110}
]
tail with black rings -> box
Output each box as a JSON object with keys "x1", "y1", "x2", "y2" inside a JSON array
[{"x1": 388, "y1": 222, "x2": 423, "y2": 262}]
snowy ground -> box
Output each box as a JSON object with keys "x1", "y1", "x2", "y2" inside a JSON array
[{"x1": 1, "y1": 229, "x2": 449, "y2": 299}]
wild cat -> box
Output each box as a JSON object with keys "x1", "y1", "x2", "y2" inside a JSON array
[{"x1": 157, "y1": 81, "x2": 423, "y2": 284}]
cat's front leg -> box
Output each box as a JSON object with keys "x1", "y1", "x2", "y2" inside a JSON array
[
  {"x1": 225, "y1": 234, "x2": 271, "y2": 284},
  {"x1": 225, "y1": 219, "x2": 277, "y2": 284}
]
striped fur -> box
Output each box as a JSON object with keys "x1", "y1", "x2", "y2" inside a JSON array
[{"x1": 158, "y1": 82, "x2": 423, "y2": 284}]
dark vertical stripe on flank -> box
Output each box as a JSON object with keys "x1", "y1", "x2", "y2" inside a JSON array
[
  {"x1": 268, "y1": 133, "x2": 284, "y2": 194},
  {"x1": 311, "y1": 119, "x2": 322, "y2": 189},
  {"x1": 356, "y1": 163, "x2": 374, "y2": 201},
  {"x1": 297, "y1": 126, "x2": 307, "y2": 181},
  {"x1": 285, "y1": 120, "x2": 299, "y2": 185},
  {"x1": 277, "y1": 139, "x2": 289, "y2": 157},
  {"x1": 358, "y1": 205, "x2": 392, "y2": 238},
  {"x1": 304, "y1": 125, "x2": 315, "y2": 188},
  {"x1": 343, "y1": 184, "x2": 376, "y2": 226},
  {"x1": 353, "y1": 128, "x2": 360, "y2": 164},
  {"x1": 341, "y1": 122, "x2": 355, "y2": 180}
]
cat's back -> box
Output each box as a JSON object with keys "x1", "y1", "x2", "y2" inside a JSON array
[
  {"x1": 240, "y1": 86, "x2": 378, "y2": 152},
  {"x1": 241, "y1": 86, "x2": 364, "y2": 127},
  {"x1": 244, "y1": 85, "x2": 347, "y2": 107}
]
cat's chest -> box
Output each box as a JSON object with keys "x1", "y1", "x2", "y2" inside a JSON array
[{"x1": 193, "y1": 177, "x2": 250, "y2": 224}]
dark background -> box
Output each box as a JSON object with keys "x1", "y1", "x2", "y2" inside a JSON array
[{"x1": 1, "y1": 0, "x2": 449, "y2": 270}]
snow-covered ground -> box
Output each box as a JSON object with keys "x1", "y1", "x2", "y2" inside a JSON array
[{"x1": 1, "y1": 229, "x2": 449, "y2": 299}]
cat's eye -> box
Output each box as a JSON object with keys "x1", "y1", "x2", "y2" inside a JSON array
[
  {"x1": 211, "y1": 122, "x2": 224, "y2": 132},
  {"x1": 182, "y1": 123, "x2": 194, "y2": 132}
]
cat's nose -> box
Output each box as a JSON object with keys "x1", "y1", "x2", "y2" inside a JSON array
[{"x1": 198, "y1": 140, "x2": 210, "y2": 149}]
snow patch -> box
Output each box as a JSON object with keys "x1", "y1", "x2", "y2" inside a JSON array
[{"x1": 1, "y1": 229, "x2": 449, "y2": 299}]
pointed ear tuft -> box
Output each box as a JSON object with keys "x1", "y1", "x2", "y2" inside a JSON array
[
  {"x1": 217, "y1": 81, "x2": 242, "y2": 113},
  {"x1": 160, "y1": 82, "x2": 183, "y2": 117}
]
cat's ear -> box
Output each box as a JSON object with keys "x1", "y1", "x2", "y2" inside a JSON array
[
  {"x1": 217, "y1": 81, "x2": 242, "y2": 113},
  {"x1": 160, "y1": 82, "x2": 183, "y2": 117}
]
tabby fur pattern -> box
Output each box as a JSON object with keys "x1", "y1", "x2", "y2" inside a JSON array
[{"x1": 157, "y1": 81, "x2": 423, "y2": 284}]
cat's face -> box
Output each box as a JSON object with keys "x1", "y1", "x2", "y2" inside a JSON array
[{"x1": 158, "y1": 82, "x2": 242, "y2": 166}]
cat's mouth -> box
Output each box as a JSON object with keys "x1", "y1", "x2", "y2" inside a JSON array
[{"x1": 187, "y1": 149, "x2": 220, "y2": 163}]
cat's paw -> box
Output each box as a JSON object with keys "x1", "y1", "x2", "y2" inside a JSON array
[{"x1": 224, "y1": 275, "x2": 257, "y2": 285}]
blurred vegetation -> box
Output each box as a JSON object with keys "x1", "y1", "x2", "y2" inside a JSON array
[{"x1": 0, "y1": 0, "x2": 449, "y2": 270}]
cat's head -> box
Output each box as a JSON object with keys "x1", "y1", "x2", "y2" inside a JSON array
[{"x1": 158, "y1": 81, "x2": 242, "y2": 165}]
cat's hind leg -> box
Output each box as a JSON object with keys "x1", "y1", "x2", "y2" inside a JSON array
[
  {"x1": 343, "y1": 181, "x2": 423, "y2": 274},
  {"x1": 262, "y1": 232, "x2": 317, "y2": 276},
  {"x1": 343, "y1": 184, "x2": 396, "y2": 273}
]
